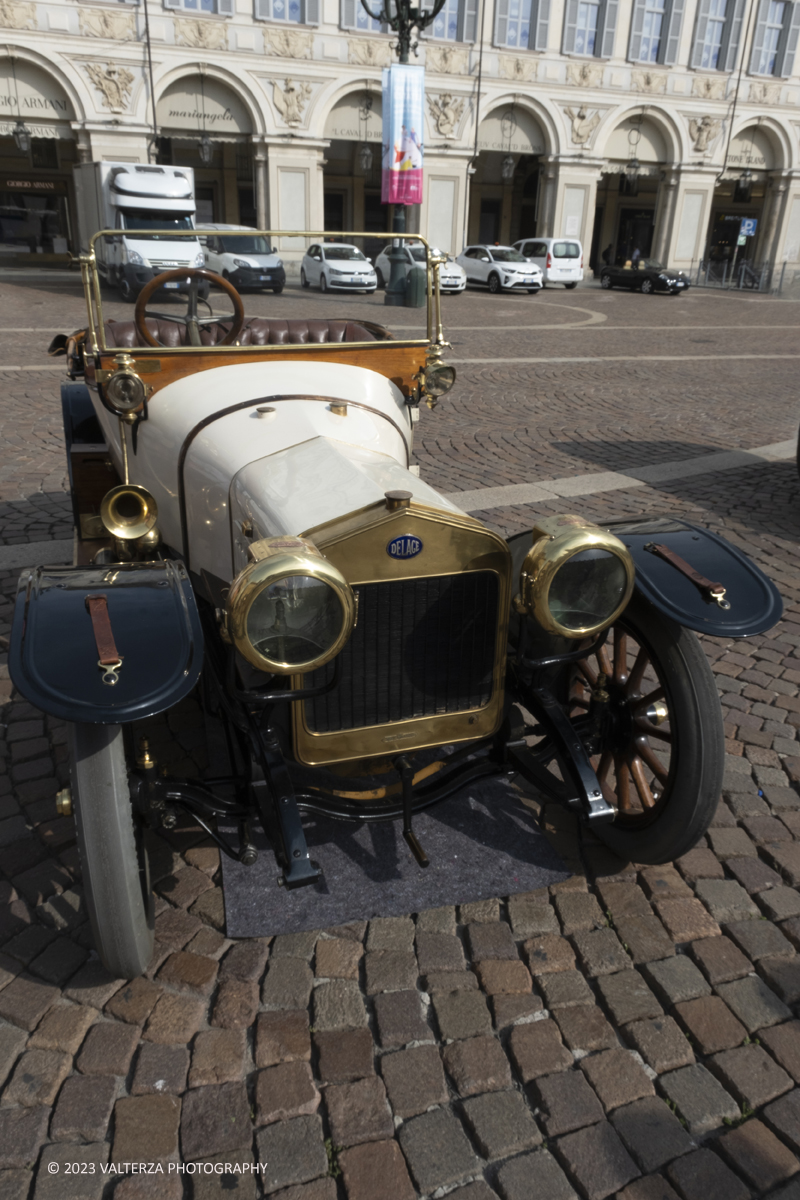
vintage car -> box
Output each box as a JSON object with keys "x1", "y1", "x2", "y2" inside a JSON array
[{"x1": 11, "y1": 229, "x2": 782, "y2": 979}]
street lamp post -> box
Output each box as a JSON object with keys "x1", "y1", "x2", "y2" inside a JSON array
[{"x1": 358, "y1": 0, "x2": 447, "y2": 305}]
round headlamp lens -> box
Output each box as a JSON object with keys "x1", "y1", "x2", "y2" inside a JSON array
[
  {"x1": 549, "y1": 549, "x2": 629, "y2": 633},
  {"x1": 424, "y1": 363, "x2": 456, "y2": 398},
  {"x1": 246, "y1": 574, "x2": 343, "y2": 667},
  {"x1": 107, "y1": 371, "x2": 145, "y2": 413}
]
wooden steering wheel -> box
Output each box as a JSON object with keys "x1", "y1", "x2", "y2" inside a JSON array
[{"x1": 134, "y1": 268, "x2": 246, "y2": 348}]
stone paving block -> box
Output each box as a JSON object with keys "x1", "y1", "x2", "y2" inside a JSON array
[
  {"x1": 458, "y1": 899, "x2": 501, "y2": 924},
  {"x1": 653, "y1": 898, "x2": 721, "y2": 943},
  {"x1": 690, "y1": 936, "x2": 752, "y2": 985},
  {"x1": 380, "y1": 1044, "x2": 446, "y2": 1118},
  {"x1": 113, "y1": 1094, "x2": 182, "y2": 1166},
  {"x1": 0, "y1": 1025, "x2": 26, "y2": 1089},
  {"x1": 261, "y1": 959, "x2": 313, "y2": 1010},
  {"x1": 727, "y1": 792, "x2": 771, "y2": 818},
  {"x1": 595, "y1": 882, "x2": 652, "y2": 920},
  {"x1": 765, "y1": 844, "x2": 800, "y2": 885},
  {"x1": 424, "y1": 970, "x2": 479, "y2": 994},
  {"x1": 76, "y1": 1019, "x2": 140, "y2": 1075},
  {"x1": 717, "y1": 1118, "x2": 799, "y2": 1192},
  {"x1": 255, "y1": 1061, "x2": 320, "y2": 1126},
  {"x1": 538, "y1": 969, "x2": 595, "y2": 1010},
  {"x1": 189, "y1": 1029, "x2": 245, "y2": 1087},
  {"x1": 466, "y1": 922, "x2": 518, "y2": 962},
  {"x1": 726, "y1": 917, "x2": 795, "y2": 961},
  {"x1": 211, "y1": 978, "x2": 259, "y2": 1029},
  {"x1": 461, "y1": 1089, "x2": 541, "y2": 1159},
  {"x1": 189, "y1": 1149, "x2": 257, "y2": 1200},
  {"x1": 675, "y1": 848, "x2": 726, "y2": 884},
  {"x1": 415, "y1": 932, "x2": 466, "y2": 974},
  {"x1": 716, "y1": 974, "x2": 792, "y2": 1032},
  {"x1": 314, "y1": 937, "x2": 362, "y2": 980},
  {"x1": 614, "y1": 914, "x2": 676, "y2": 965},
  {"x1": 759, "y1": 886, "x2": 800, "y2": 920},
  {"x1": 693, "y1": 880, "x2": 760, "y2": 923},
  {"x1": 0, "y1": 1169, "x2": 33, "y2": 1200},
  {"x1": 180, "y1": 1083, "x2": 251, "y2": 1161},
  {"x1": 616, "y1": 1177, "x2": 681, "y2": 1200},
  {"x1": 554, "y1": 891, "x2": 605, "y2": 934},
  {"x1": 573, "y1": 927, "x2": 632, "y2": 977},
  {"x1": 760, "y1": 955, "x2": 800, "y2": 1004},
  {"x1": 105, "y1": 976, "x2": 162, "y2": 1026},
  {"x1": 363, "y1": 950, "x2": 418, "y2": 995},
  {"x1": 313, "y1": 979, "x2": 367, "y2": 1031},
  {"x1": 709, "y1": 1044, "x2": 793, "y2": 1109},
  {"x1": 50, "y1": 1073, "x2": 117, "y2": 1141},
  {"x1": 611, "y1": 1097, "x2": 695, "y2": 1173},
  {"x1": 658, "y1": 1064, "x2": 739, "y2": 1136},
  {"x1": 338, "y1": 1139, "x2": 415, "y2": 1200},
  {"x1": 433, "y1": 988, "x2": 492, "y2": 1041},
  {"x1": 314, "y1": 1028, "x2": 374, "y2": 1083},
  {"x1": 496, "y1": 1149, "x2": 577, "y2": 1200},
  {"x1": 765, "y1": 1088, "x2": 800, "y2": 1154},
  {"x1": 270, "y1": 932, "x2": 318, "y2": 960},
  {"x1": 373, "y1": 989, "x2": 430, "y2": 1048},
  {"x1": 365, "y1": 917, "x2": 414, "y2": 953},
  {"x1": 491, "y1": 993, "x2": 544, "y2": 1028},
  {"x1": 324, "y1": 1076, "x2": 393, "y2": 1147},
  {"x1": 535, "y1": 1069, "x2": 605, "y2": 1136},
  {"x1": 28, "y1": 936, "x2": 86, "y2": 985},
  {"x1": 34, "y1": 1143, "x2": 109, "y2": 1200},
  {"x1": 131, "y1": 1042, "x2": 189, "y2": 1094},
  {"x1": 267, "y1": 1178, "x2": 336, "y2": 1200},
  {"x1": 0, "y1": 1107, "x2": 49, "y2": 1170},
  {"x1": 0, "y1": 974, "x2": 58, "y2": 1031},
  {"x1": 707, "y1": 828, "x2": 758, "y2": 859},
  {"x1": 523, "y1": 934, "x2": 575, "y2": 974},
  {"x1": 639, "y1": 865, "x2": 693, "y2": 899},
  {"x1": 596, "y1": 970, "x2": 663, "y2": 1025},
  {"x1": 445, "y1": 1183, "x2": 499, "y2": 1200},
  {"x1": 665, "y1": 1148, "x2": 751, "y2": 1200},
  {"x1": 5, "y1": 1047, "x2": 70, "y2": 1107},
  {"x1": 743, "y1": 815, "x2": 795, "y2": 844},
  {"x1": 442, "y1": 1034, "x2": 512, "y2": 1097},
  {"x1": 625, "y1": 1016, "x2": 695, "y2": 1074},
  {"x1": 764, "y1": 787, "x2": 800, "y2": 813},
  {"x1": 153, "y1": 906, "x2": 203, "y2": 952},
  {"x1": 142, "y1": 992, "x2": 206, "y2": 1045},
  {"x1": 415, "y1": 906, "x2": 456, "y2": 935},
  {"x1": 641, "y1": 956, "x2": 711, "y2": 1007},
  {"x1": 398, "y1": 1108, "x2": 480, "y2": 1193},
  {"x1": 554, "y1": 1004, "x2": 617, "y2": 1052},
  {"x1": 727, "y1": 856, "x2": 784, "y2": 894},
  {"x1": 508, "y1": 1019, "x2": 572, "y2": 1082},
  {"x1": 218, "y1": 938, "x2": 270, "y2": 983},
  {"x1": 783, "y1": 917, "x2": 800, "y2": 952},
  {"x1": 256, "y1": 1115, "x2": 328, "y2": 1196},
  {"x1": 580, "y1": 1048, "x2": 655, "y2": 1111},
  {"x1": 760, "y1": 1020, "x2": 800, "y2": 1083},
  {"x1": 507, "y1": 895, "x2": 558, "y2": 937},
  {"x1": 556, "y1": 1120, "x2": 640, "y2": 1200},
  {"x1": 255, "y1": 1010, "x2": 311, "y2": 1067},
  {"x1": 673, "y1": 995, "x2": 747, "y2": 1054},
  {"x1": 36, "y1": 885, "x2": 86, "y2": 932},
  {"x1": 475, "y1": 959, "x2": 531, "y2": 994},
  {"x1": 3, "y1": 926, "x2": 57, "y2": 968}
]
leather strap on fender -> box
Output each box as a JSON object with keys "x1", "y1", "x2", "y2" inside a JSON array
[
  {"x1": 85, "y1": 594, "x2": 123, "y2": 683},
  {"x1": 644, "y1": 543, "x2": 731, "y2": 610}
]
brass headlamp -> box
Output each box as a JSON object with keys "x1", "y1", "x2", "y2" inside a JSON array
[
  {"x1": 514, "y1": 515, "x2": 635, "y2": 639},
  {"x1": 226, "y1": 536, "x2": 356, "y2": 675},
  {"x1": 103, "y1": 354, "x2": 148, "y2": 418}
]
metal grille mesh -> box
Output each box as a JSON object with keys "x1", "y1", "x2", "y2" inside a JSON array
[{"x1": 305, "y1": 572, "x2": 499, "y2": 733}]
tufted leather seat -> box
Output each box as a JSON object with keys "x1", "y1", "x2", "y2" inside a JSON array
[{"x1": 103, "y1": 317, "x2": 378, "y2": 349}]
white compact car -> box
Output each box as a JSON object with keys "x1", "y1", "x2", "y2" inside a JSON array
[
  {"x1": 513, "y1": 238, "x2": 584, "y2": 289},
  {"x1": 374, "y1": 242, "x2": 466, "y2": 293},
  {"x1": 456, "y1": 245, "x2": 543, "y2": 294},
  {"x1": 199, "y1": 224, "x2": 285, "y2": 294},
  {"x1": 301, "y1": 243, "x2": 377, "y2": 293}
]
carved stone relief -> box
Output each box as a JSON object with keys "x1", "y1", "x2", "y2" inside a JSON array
[
  {"x1": 750, "y1": 80, "x2": 781, "y2": 105},
  {"x1": 566, "y1": 61, "x2": 603, "y2": 87},
  {"x1": 631, "y1": 69, "x2": 667, "y2": 94},
  {"x1": 264, "y1": 27, "x2": 313, "y2": 58},
  {"x1": 564, "y1": 104, "x2": 600, "y2": 146},
  {"x1": 499, "y1": 54, "x2": 537, "y2": 82},
  {"x1": 175, "y1": 18, "x2": 227, "y2": 51},
  {"x1": 348, "y1": 38, "x2": 392, "y2": 66},
  {"x1": 85, "y1": 63, "x2": 135, "y2": 113},
  {"x1": 0, "y1": 0, "x2": 35, "y2": 30},
  {"x1": 79, "y1": 8, "x2": 136, "y2": 40},
  {"x1": 427, "y1": 93, "x2": 465, "y2": 138},
  {"x1": 688, "y1": 114, "x2": 722, "y2": 153},
  {"x1": 426, "y1": 44, "x2": 469, "y2": 74},
  {"x1": 692, "y1": 75, "x2": 726, "y2": 100},
  {"x1": 273, "y1": 77, "x2": 312, "y2": 126}
]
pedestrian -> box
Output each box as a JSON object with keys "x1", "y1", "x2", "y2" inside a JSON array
[
  {"x1": 632, "y1": 247, "x2": 641, "y2": 266},
  {"x1": 601, "y1": 243, "x2": 612, "y2": 266}
]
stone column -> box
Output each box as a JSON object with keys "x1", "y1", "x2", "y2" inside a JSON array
[
  {"x1": 759, "y1": 173, "x2": 789, "y2": 265},
  {"x1": 254, "y1": 141, "x2": 268, "y2": 230},
  {"x1": 651, "y1": 169, "x2": 679, "y2": 263},
  {"x1": 537, "y1": 156, "x2": 558, "y2": 237}
]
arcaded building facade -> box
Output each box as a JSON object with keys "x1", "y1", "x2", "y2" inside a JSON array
[{"x1": 1, "y1": 0, "x2": 799, "y2": 274}]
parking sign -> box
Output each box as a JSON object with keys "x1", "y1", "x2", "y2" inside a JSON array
[{"x1": 740, "y1": 217, "x2": 758, "y2": 237}]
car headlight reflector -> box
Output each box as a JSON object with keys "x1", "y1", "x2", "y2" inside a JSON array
[
  {"x1": 226, "y1": 536, "x2": 355, "y2": 674},
  {"x1": 128, "y1": 249, "x2": 147, "y2": 267},
  {"x1": 193, "y1": 250, "x2": 206, "y2": 267},
  {"x1": 420, "y1": 361, "x2": 456, "y2": 399},
  {"x1": 105, "y1": 366, "x2": 147, "y2": 416},
  {"x1": 233, "y1": 258, "x2": 252, "y2": 269},
  {"x1": 515, "y1": 516, "x2": 635, "y2": 638}
]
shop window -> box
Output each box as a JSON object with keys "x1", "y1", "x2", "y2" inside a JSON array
[
  {"x1": 750, "y1": 0, "x2": 800, "y2": 76},
  {"x1": 340, "y1": 0, "x2": 384, "y2": 32},
  {"x1": 254, "y1": 0, "x2": 318, "y2": 22},
  {"x1": 156, "y1": 137, "x2": 173, "y2": 165},
  {"x1": 628, "y1": 0, "x2": 684, "y2": 65},
  {"x1": 429, "y1": 0, "x2": 478, "y2": 42},
  {"x1": 31, "y1": 139, "x2": 59, "y2": 170},
  {"x1": 494, "y1": 0, "x2": 549, "y2": 51},
  {"x1": 0, "y1": 189, "x2": 71, "y2": 256},
  {"x1": 562, "y1": 0, "x2": 618, "y2": 58}
]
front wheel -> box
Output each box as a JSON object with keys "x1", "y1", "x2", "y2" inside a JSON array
[
  {"x1": 272, "y1": 285, "x2": 284, "y2": 295},
  {"x1": 570, "y1": 594, "x2": 723, "y2": 864},
  {"x1": 640, "y1": 278, "x2": 654, "y2": 295},
  {"x1": 320, "y1": 274, "x2": 329, "y2": 294},
  {"x1": 488, "y1": 273, "x2": 501, "y2": 294},
  {"x1": 70, "y1": 724, "x2": 154, "y2": 978},
  {"x1": 600, "y1": 275, "x2": 612, "y2": 289},
  {"x1": 564, "y1": 282, "x2": 578, "y2": 289},
  {"x1": 300, "y1": 269, "x2": 309, "y2": 289},
  {"x1": 119, "y1": 277, "x2": 138, "y2": 304}
]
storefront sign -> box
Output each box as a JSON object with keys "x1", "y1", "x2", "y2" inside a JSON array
[
  {"x1": 0, "y1": 61, "x2": 74, "y2": 123},
  {"x1": 325, "y1": 93, "x2": 382, "y2": 144},
  {"x1": 1, "y1": 177, "x2": 68, "y2": 194},
  {"x1": 727, "y1": 128, "x2": 773, "y2": 171},
  {"x1": 157, "y1": 77, "x2": 252, "y2": 137},
  {"x1": 381, "y1": 65, "x2": 424, "y2": 205},
  {"x1": 477, "y1": 108, "x2": 545, "y2": 155}
]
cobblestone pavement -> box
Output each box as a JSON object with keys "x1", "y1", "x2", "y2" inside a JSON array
[{"x1": 1, "y1": 274, "x2": 800, "y2": 1198}]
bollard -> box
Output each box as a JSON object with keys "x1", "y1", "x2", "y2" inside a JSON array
[{"x1": 405, "y1": 265, "x2": 427, "y2": 308}]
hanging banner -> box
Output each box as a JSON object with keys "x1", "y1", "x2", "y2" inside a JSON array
[{"x1": 381, "y1": 64, "x2": 424, "y2": 205}]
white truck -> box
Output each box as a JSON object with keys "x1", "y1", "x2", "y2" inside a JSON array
[{"x1": 73, "y1": 162, "x2": 205, "y2": 302}]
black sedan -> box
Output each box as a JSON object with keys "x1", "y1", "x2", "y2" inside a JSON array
[{"x1": 600, "y1": 258, "x2": 690, "y2": 295}]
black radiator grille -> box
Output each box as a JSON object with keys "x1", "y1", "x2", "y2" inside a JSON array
[{"x1": 305, "y1": 572, "x2": 499, "y2": 733}]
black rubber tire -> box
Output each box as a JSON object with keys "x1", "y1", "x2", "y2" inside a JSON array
[
  {"x1": 70, "y1": 723, "x2": 154, "y2": 978},
  {"x1": 272, "y1": 285, "x2": 284, "y2": 294},
  {"x1": 600, "y1": 274, "x2": 612, "y2": 289},
  {"x1": 527, "y1": 290, "x2": 540, "y2": 296},
  {"x1": 300, "y1": 269, "x2": 309, "y2": 289},
  {"x1": 564, "y1": 282, "x2": 578, "y2": 289},
  {"x1": 376, "y1": 268, "x2": 385, "y2": 289},
  {"x1": 119, "y1": 278, "x2": 137, "y2": 304},
  {"x1": 640, "y1": 278, "x2": 654, "y2": 295},
  {"x1": 320, "y1": 274, "x2": 328, "y2": 294},
  {"x1": 366, "y1": 288, "x2": 377, "y2": 294},
  {"x1": 488, "y1": 273, "x2": 501, "y2": 294},
  {"x1": 592, "y1": 594, "x2": 724, "y2": 865},
  {"x1": 222, "y1": 270, "x2": 230, "y2": 280}
]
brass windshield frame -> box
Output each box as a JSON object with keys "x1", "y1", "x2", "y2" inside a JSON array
[{"x1": 81, "y1": 229, "x2": 447, "y2": 358}]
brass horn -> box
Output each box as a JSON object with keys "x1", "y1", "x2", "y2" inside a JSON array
[{"x1": 99, "y1": 484, "x2": 158, "y2": 540}]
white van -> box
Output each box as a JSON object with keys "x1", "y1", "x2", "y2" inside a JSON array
[
  {"x1": 199, "y1": 224, "x2": 285, "y2": 293},
  {"x1": 513, "y1": 238, "x2": 583, "y2": 288}
]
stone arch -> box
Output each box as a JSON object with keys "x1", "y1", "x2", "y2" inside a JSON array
[
  {"x1": 727, "y1": 117, "x2": 791, "y2": 173},
  {"x1": 0, "y1": 45, "x2": 85, "y2": 136},
  {"x1": 155, "y1": 65, "x2": 262, "y2": 140},
  {"x1": 323, "y1": 87, "x2": 382, "y2": 144},
  {"x1": 597, "y1": 104, "x2": 683, "y2": 167},
  {"x1": 477, "y1": 95, "x2": 558, "y2": 157}
]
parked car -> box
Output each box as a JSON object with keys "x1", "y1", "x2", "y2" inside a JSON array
[
  {"x1": 198, "y1": 224, "x2": 285, "y2": 294},
  {"x1": 456, "y1": 245, "x2": 542, "y2": 294},
  {"x1": 34, "y1": 229, "x2": 781, "y2": 978},
  {"x1": 374, "y1": 242, "x2": 466, "y2": 292},
  {"x1": 600, "y1": 259, "x2": 690, "y2": 295},
  {"x1": 300, "y1": 243, "x2": 377, "y2": 293},
  {"x1": 513, "y1": 237, "x2": 583, "y2": 288}
]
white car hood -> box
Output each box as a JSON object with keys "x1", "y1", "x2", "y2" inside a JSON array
[{"x1": 122, "y1": 236, "x2": 199, "y2": 265}]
